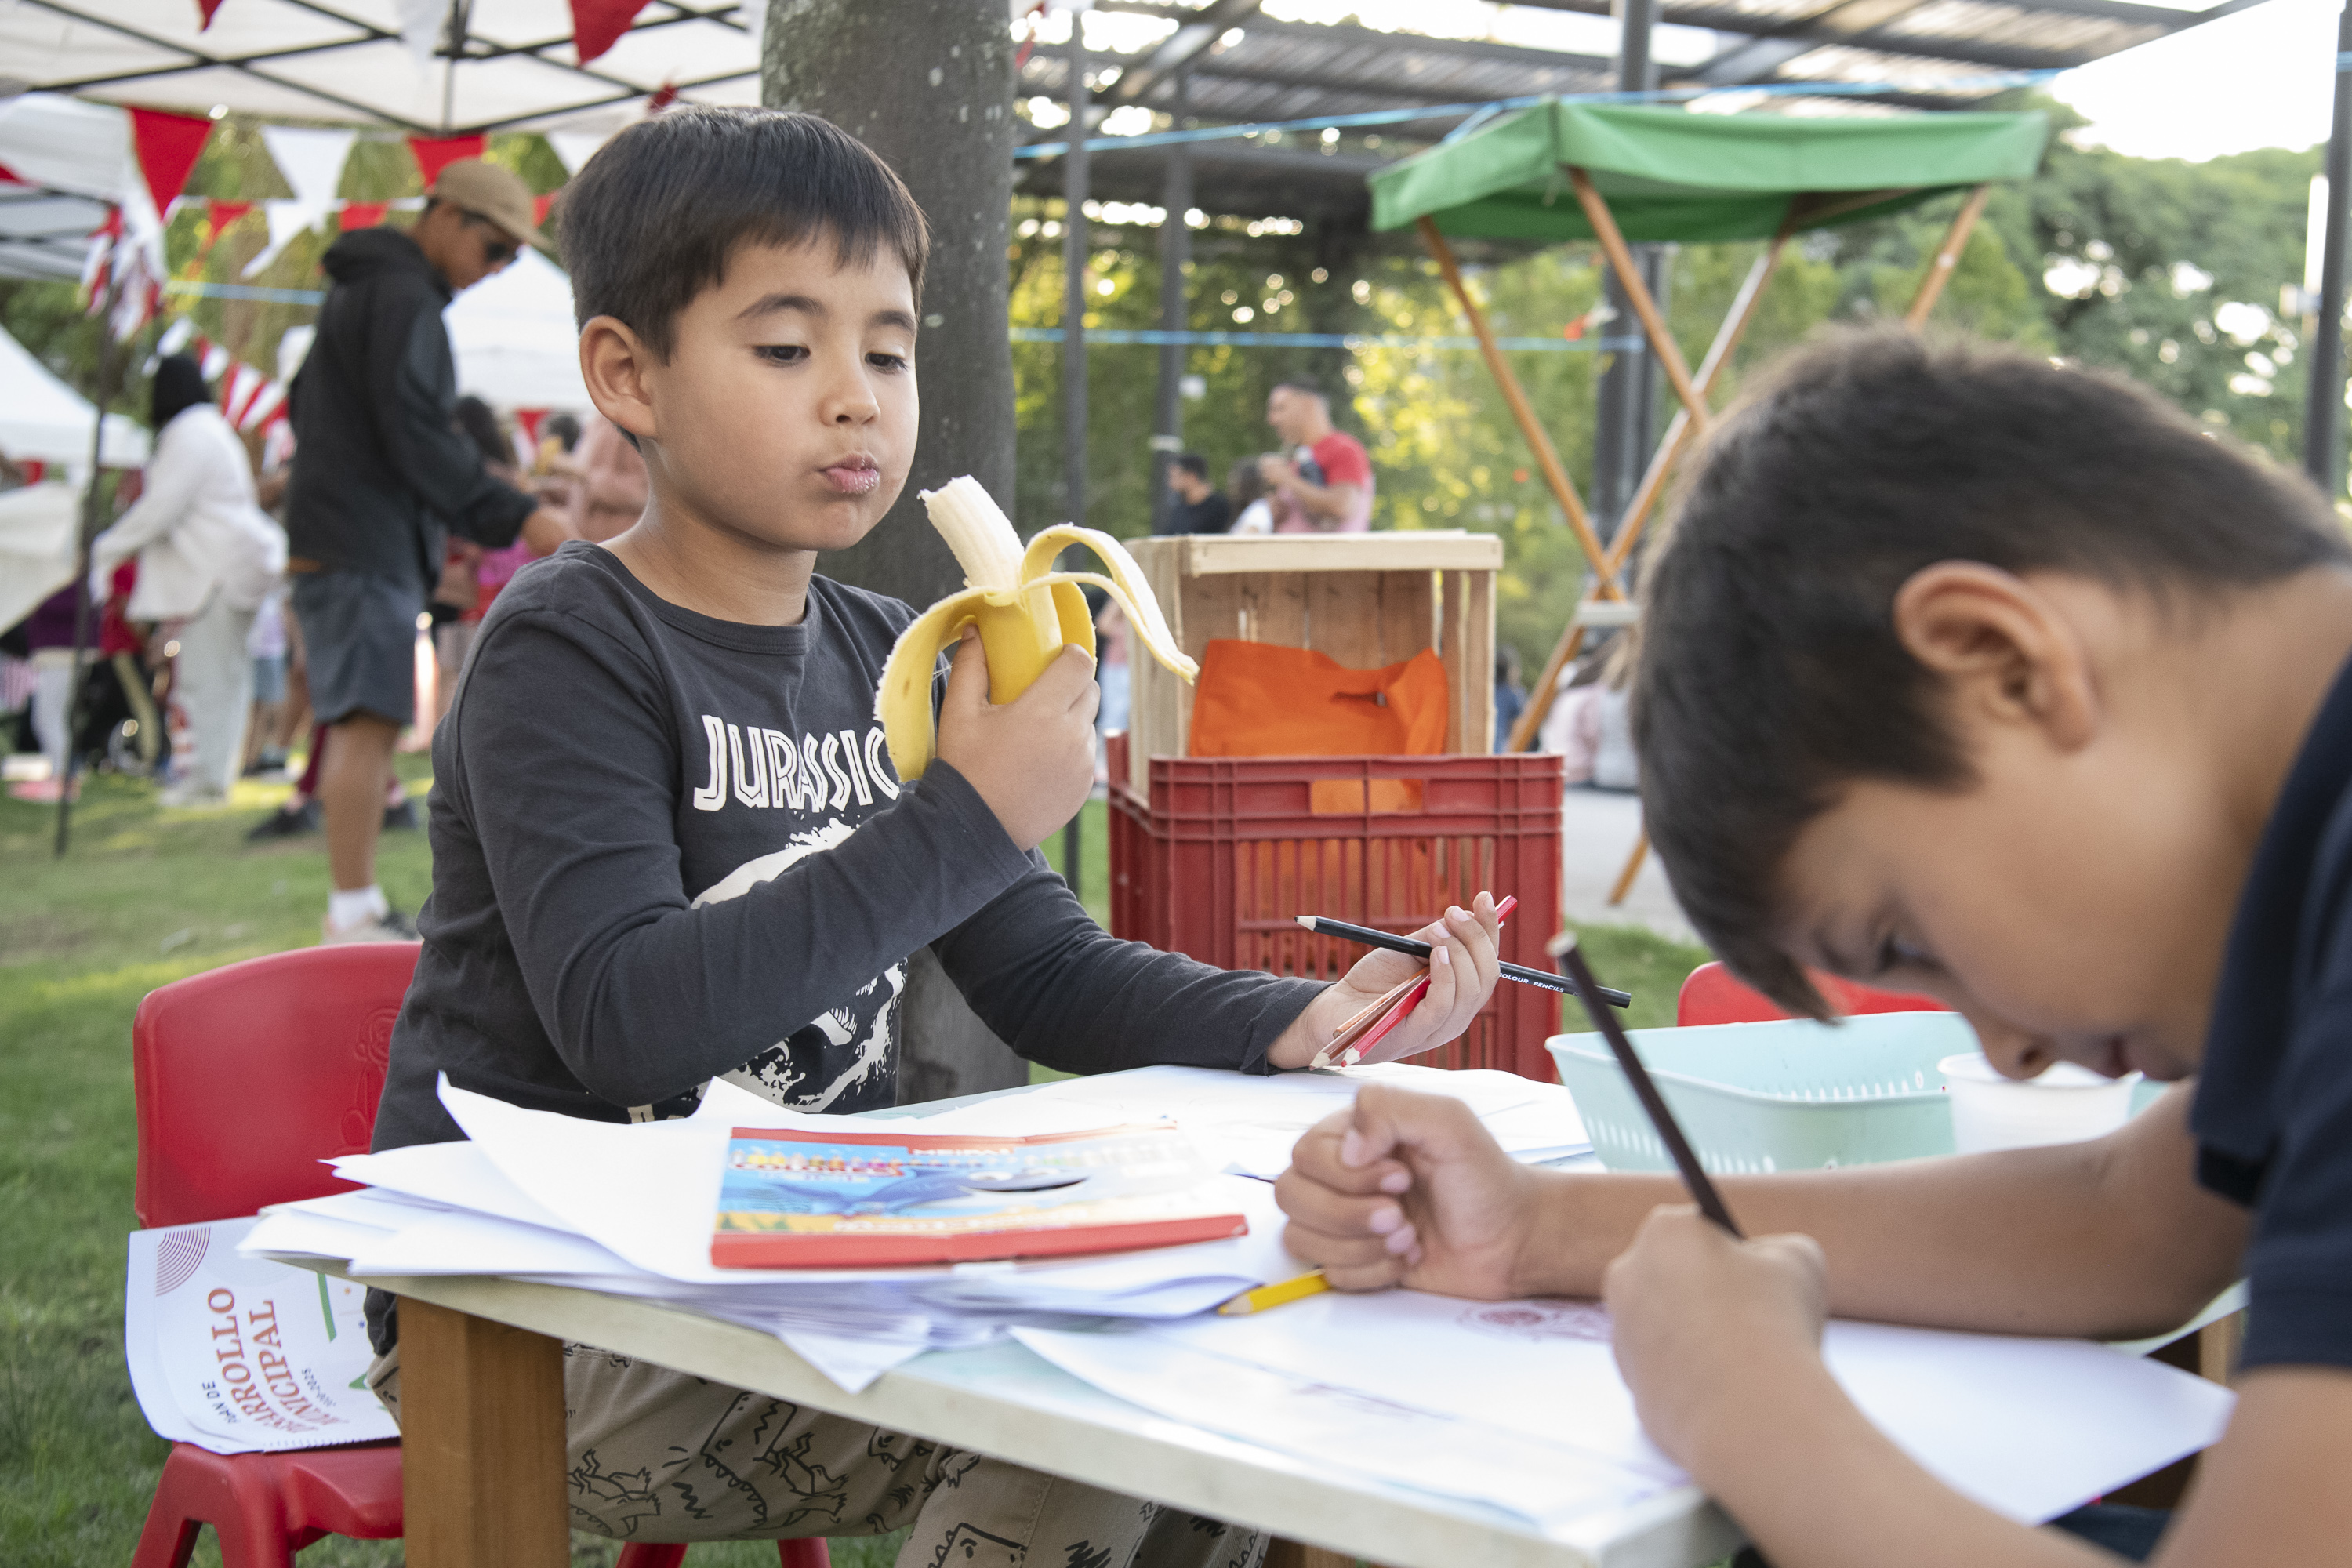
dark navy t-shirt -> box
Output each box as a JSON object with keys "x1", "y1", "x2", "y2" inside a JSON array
[{"x1": 2194, "y1": 650, "x2": 2352, "y2": 1370}]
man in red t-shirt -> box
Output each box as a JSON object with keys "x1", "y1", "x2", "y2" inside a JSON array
[{"x1": 1261, "y1": 379, "x2": 1374, "y2": 532}]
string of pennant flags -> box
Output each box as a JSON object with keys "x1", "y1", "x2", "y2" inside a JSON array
[{"x1": 72, "y1": 111, "x2": 590, "y2": 445}]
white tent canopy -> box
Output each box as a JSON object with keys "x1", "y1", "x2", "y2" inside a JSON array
[
  {"x1": 0, "y1": 93, "x2": 147, "y2": 281},
  {"x1": 0, "y1": 322, "x2": 152, "y2": 471},
  {"x1": 0, "y1": 480, "x2": 84, "y2": 637},
  {"x1": 445, "y1": 246, "x2": 590, "y2": 412},
  {"x1": 3, "y1": 2, "x2": 763, "y2": 139}
]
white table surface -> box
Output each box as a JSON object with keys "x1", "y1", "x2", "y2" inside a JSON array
[
  {"x1": 329, "y1": 1265, "x2": 1738, "y2": 1568},
  {"x1": 272, "y1": 1085, "x2": 2237, "y2": 1567}
]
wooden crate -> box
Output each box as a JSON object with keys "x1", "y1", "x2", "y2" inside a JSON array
[{"x1": 1123, "y1": 532, "x2": 1501, "y2": 796}]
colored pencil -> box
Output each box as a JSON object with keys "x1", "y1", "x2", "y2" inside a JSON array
[
  {"x1": 1548, "y1": 930, "x2": 1742, "y2": 1237},
  {"x1": 1218, "y1": 1269, "x2": 1330, "y2": 1316},
  {"x1": 1293, "y1": 914, "x2": 1633, "y2": 1008}
]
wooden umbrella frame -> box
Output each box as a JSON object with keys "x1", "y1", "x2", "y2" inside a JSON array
[{"x1": 1419, "y1": 175, "x2": 1994, "y2": 903}]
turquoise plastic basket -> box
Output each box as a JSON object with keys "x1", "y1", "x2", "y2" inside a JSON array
[{"x1": 1547, "y1": 1012, "x2": 1981, "y2": 1174}]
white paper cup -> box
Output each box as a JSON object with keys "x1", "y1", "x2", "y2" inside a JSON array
[{"x1": 1939, "y1": 1053, "x2": 2139, "y2": 1153}]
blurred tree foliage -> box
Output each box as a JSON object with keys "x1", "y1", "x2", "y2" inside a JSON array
[{"x1": 2, "y1": 97, "x2": 2329, "y2": 684}]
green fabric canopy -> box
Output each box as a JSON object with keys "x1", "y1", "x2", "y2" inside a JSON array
[{"x1": 1369, "y1": 103, "x2": 2049, "y2": 245}]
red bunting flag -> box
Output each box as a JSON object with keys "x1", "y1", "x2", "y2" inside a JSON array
[
  {"x1": 532, "y1": 191, "x2": 557, "y2": 227},
  {"x1": 408, "y1": 135, "x2": 487, "y2": 187},
  {"x1": 338, "y1": 201, "x2": 389, "y2": 231},
  {"x1": 569, "y1": 0, "x2": 651, "y2": 66},
  {"x1": 198, "y1": 199, "x2": 253, "y2": 252},
  {"x1": 194, "y1": 0, "x2": 227, "y2": 26},
  {"x1": 129, "y1": 107, "x2": 215, "y2": 214},
  {"x1": 515, "y1": 408, "x2": 550, "y2": 445}
]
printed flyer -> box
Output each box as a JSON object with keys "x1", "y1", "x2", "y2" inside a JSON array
[
  {"x1": 125, "y1": 1216, "x2": 397, "y2": 1454},
  {"x1": 713, "y1": 1122, "x2": 1247, "y2": 1267}
]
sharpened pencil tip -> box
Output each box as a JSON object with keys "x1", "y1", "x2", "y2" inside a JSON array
[{"x1": 1295, "y1": 915, "x2": 1316, "y2": 931}]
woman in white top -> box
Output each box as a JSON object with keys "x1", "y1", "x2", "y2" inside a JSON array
[{"x1": 89, "y1": 355, "x2": 288, "y2": 805}]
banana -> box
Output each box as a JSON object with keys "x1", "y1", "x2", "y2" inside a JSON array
[{"x1": 875, "y1": 475, "x2": 1197, "y2": 782}]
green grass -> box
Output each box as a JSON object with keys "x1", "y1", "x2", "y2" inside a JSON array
[{"x1": 0, "y1": 766, "x2": 1704, "y2": 1565}]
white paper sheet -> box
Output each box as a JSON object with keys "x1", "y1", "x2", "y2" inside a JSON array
[
  {"x1": 1014, "y1": 1323, "x2": 1679, "y2": 1537},
  {"x1": 1030, "y1": 1287, "x2": 2237, "y2": 1529},
  {"x1": 1018, "y1": 1063, "x2": 1590, "y2": 1178},
  {"x1": 326, "y1": 1138, "x2": 572, "y2": 1230},
  {"x1": 128, "y1": 1218, "x2": 397, "y2": 1454}
]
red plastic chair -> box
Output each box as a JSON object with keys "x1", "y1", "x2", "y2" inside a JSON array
[
  {"x1": 131, "y1": 943, "x2": 419, "y2": 1568},
  {"x1": 128, "y1": 942, "x2": 831, "y2": 1568},
  {"x1": 1675, "y1": 959, "x2": 1946, "y2": 1026}
]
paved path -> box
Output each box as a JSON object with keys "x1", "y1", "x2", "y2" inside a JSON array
[{"x1": 1559, "y1": 786, "x2": 1699, "y2": 946}]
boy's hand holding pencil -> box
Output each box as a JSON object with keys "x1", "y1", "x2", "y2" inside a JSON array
[
  {"x1": 1265, "y1": 892, "x2": 1509, "y2": 1070},
  {"x1": 1273, "y1": 1083, "x2": 1544, "y2": 1296}
]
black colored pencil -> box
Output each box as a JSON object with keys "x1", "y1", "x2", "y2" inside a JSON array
[
  {"x1": 1549, "y1": 930, "x2": 1742, "y2": 1236},
  {"x1": 1291, "y1": 914, "x2": 1633, "y2": 1009}
]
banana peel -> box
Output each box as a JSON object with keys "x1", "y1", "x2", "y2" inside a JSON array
[{"x1": 876, "y1": 476, "x2": 1196, "y2": 782}]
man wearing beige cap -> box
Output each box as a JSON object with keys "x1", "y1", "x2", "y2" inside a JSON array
[{"x1": 281, "y1": 158, "x2": 573, "y2": 942}]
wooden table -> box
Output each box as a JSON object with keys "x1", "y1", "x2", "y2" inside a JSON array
[{"x1": 330, "y1": 1265, "x2": 1742, "y2": 1568}]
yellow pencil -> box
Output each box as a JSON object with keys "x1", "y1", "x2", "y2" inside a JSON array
[{"x1": 1217, "y1": 1269, "x2": 1329, "y2": 1316}]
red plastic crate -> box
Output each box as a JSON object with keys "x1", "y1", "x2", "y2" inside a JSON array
[{"x1": 1107, "y1": 735, "x2": 1566, "y2": 1079}]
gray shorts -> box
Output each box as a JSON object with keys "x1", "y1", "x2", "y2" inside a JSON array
[
  {"x1": 249, "y1": 652, "x2": 287, "y2": 706},
  {"x1": 292, "y1": 569, "x2": 420, "y2": 727}
]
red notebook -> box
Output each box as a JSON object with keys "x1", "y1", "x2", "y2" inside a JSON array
[{"x1": 712, "y1": 1122, "x2": 1247, "y2": 1269}]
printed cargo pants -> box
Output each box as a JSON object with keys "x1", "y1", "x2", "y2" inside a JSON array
[{"x1": 368, "y1": 1341, "x2": 1267, "y2": 1566}]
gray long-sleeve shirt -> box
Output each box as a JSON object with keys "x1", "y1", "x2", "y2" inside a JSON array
[{"x1": 370, "y1": 542, "x2": 1323, "y2": 1154}]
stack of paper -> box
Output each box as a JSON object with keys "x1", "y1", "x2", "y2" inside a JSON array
[
  {"x1": 1015, "y1": 1289, "x2": 2238, "y2": 1539},
  {"x1": 242, "y1": 1068, "x2": 1454, "y2": 1390}
]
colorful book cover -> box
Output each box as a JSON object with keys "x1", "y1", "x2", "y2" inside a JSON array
[{"x1": 712, "y1": 1122, "x2": 1247, "y2": 1268}]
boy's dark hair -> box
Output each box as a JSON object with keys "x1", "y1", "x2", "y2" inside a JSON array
[
  {"x1": 1273, "y1": 378, "x2": 1325, "y2": 402},
  {"x1": 543, "y1": 412, "x2": 582, "y2": 452},
  {"x1": 558, "y1": 106, "x2": 928, "y2": 359},
  {"x1": 1174, "y1": 452, "x2": 1210, "y2": 480},
  {"x1": 1637, "y1": 328, "x2": 2351, "y2": 1015},
  {"x1": 452, "y1": 394, "x2": 506, "y2": 471}
]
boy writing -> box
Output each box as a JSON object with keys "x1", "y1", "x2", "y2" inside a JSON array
[
  {"x1": 1279, "y1": 329, "x2": 2352, "y2": 1564},
  {"x1": 364, "y1": 106, "x2": 1506, "y2": 1562}
]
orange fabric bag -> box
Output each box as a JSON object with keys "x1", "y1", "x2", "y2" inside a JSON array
[{"x1": 1187, "y1": 640, "x2": 1450, "y2": 757}]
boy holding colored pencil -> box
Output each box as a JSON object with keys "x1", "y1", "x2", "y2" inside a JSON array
[
  {"x1": 364, "y1": 106, "x2": 1511, "y2": 1559},
  {"x1": 1279, "y1": 329, "x2": 2352, "y2": 1565}
]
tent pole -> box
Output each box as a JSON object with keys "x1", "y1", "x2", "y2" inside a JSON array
[
  {"x1": 1602, "y1": 225, "x2": 1790, "y2": 578},
  {"x1": 1567, "y1": 167, "x2": 1709, "y2": 432},
  {"x1": 1502, "y1": 225, "x2": 1791, "y2": 753},
  {"x1": 2305, "y1": 3, "x2": 2351, "y2": 496},
  {"x1": 1904, "y1": 184, "x2": 1989, "y2": 327},
  {"x1": 1607, "y1": 828, "x2": 1649, "y2": 906},
  {"x1": 1417, "y1": 216, "x2": 1618, "y2": 594},
  {"x1": 1147, "y1": 67, "x2": 1192, "y2": 534},
  {"x1": 56, "y1": 270, "x2": 129, "y2": 857}
]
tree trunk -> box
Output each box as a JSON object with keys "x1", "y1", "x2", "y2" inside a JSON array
[
  {"x1": 766, "y1": 1, "x2": 1029, "y2": 1104},
  {"x1": 766, "y1": 0, "x2": 1018, "y2": 606}
]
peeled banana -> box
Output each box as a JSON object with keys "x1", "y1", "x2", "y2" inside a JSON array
[{"x1": 875, "y1": 476, "x2": 1196, "y2": 782}]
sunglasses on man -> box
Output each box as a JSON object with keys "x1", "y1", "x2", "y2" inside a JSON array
[{"x1": 458, "y1": 209, "x2": 517, "y2": 267}]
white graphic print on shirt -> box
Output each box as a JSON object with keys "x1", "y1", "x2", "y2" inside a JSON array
[
  {"x1": 691, "y1": 717, "x2": 898, "y2": 814},
  {"x1": 688, "y1": 717, "x2": 908, "y2": 1113}
]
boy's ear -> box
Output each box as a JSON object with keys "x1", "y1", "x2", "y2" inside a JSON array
[
  {"x1": 1889, "y1": 562, "x2": 2098, "y2": 751},
  {"x1": 579, "y1": 314, "x2": 657, "y2": 445}
]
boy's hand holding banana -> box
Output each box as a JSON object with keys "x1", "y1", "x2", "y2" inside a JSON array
[{"x1": 876, "y1": 477, "x2": 1196, "y2": 851}]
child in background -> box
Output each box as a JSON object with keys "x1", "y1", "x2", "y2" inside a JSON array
[
  {"x1": 365, "y1": 106, "x2": 1509, "y2": 1562},
  {"x1": 1278, "y1": 329, "x2": 2352, "y2": 1565}
]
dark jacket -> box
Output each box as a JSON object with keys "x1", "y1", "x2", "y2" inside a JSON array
[{"x1": 284, "y1": 228, "x2": 535, "y2": 593}]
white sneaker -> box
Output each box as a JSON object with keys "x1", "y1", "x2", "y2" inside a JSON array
[
  {"x1": 158, "y1": 782, "x2": 230, "y2": 809},
  {"x1": 321, "y1": 908, "x2": 419, "y2": 944}
]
